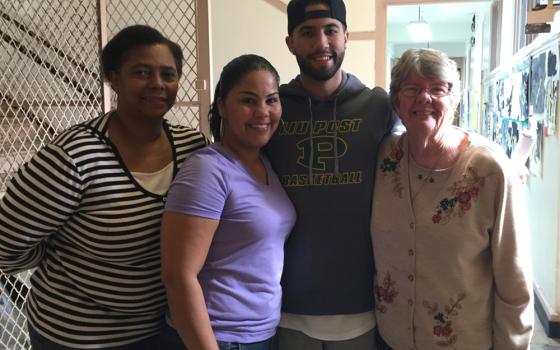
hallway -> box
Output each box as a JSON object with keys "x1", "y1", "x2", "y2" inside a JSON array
[{"x1": 532, "y1": 314, "x2": 560, "y2": 349}]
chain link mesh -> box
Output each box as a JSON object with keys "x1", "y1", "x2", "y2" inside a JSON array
[
  {"x1": 105, "y1": 0, "x2": 201, "y2": 127},
  {"x1": 0, "y1": 0, "x2": 202, "y2": 348}
]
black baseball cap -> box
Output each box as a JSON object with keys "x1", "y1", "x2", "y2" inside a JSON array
[{"x1": 287, "y1": 0, "x2": 347, "y2": 34}]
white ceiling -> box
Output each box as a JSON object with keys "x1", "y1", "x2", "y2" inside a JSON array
[
  {"x1": 387, "y1": 2, "x2": 491, "y2": 25},
  {"x1": 388, "y1": 2, "x2": 492, "y2": 57}
]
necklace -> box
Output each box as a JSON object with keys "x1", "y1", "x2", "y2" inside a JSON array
[
  {"x1": 407, "y1": 129, "x2": 469, "y2": 206},
  {"x1": 408, "y1": 151, "x2": 446, "y2": 205}
]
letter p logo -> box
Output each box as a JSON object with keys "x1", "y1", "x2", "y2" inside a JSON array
[{"x1": 296, "y1": 136, "x2": 347, "y2": 170}]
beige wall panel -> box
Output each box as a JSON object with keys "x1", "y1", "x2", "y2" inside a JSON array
[
  {"x1": 210, "y1": 0, "x2": 298, "y2": 86},
  {"x1": 345, "y1": 39, "x2": 376, "y2": 88},
  {"x1": 346, "y1": 0, "x2": 376, "y2": 32}
]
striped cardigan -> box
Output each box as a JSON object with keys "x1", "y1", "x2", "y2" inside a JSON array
[{"x1": 0, "y1": 112, "x2": 207, "y2": 348}]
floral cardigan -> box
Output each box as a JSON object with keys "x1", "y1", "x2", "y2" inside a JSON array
[{"x1": 371, "y1": 130, "x2": 533, "y2": 350}]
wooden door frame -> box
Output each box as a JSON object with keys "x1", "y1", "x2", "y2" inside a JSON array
[{"x1": 197, "y1": 0, "x2": 211, "y2": 136}]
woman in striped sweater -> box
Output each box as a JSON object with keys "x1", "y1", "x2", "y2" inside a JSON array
[{"x1": 0, "y1": 25, "x2": 207, "y2": 349}]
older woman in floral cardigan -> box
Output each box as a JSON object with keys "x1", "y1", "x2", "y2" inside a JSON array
[{"x1": 371, "y1": 48, "x2": 533, "y2": 350}]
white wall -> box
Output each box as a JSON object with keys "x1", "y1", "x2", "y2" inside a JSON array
[
  {"x1": 527, "y1": 135, "x2": 560, "y2": 319},
  {"x1": 210, "y1": 0, "x2": 378, "y2": 91},
  {"x1": 496, "y1": 14, "x2": 560, "y2": 324},
  {"x1": 524, "y1": 31, "x2": 560, "y2": 323}
]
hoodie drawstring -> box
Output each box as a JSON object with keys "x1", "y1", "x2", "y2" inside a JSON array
[
  {"x1": 307, "y1": 97, "x2": 314, "y2": 185},
  {"x1": 307, "y1": 97, "x2": 340, "y2": 184},
  {"x1": 333, "y1": 97, "x2": 339, "y2": 175}
]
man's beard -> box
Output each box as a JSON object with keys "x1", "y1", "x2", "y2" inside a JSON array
[{"x1": 295, "y1": 51, "x2": 345, "y2": 81}]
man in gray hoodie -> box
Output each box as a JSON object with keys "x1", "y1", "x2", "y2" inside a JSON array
[{"x1": 265, "y1": 0, "x2": 394, "y2": 348}]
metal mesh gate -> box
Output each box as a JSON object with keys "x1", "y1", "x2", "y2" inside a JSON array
[
  {"x1": 102, "y1": 0, "x2": 203, "y2": 127},
  {"x1": 0, "y1": 0, "x2": 206, "y2": 348}
]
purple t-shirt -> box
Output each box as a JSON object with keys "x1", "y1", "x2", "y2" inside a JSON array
[{"x1": 165, "y1": 143, "x2": 296, "y2": 343}]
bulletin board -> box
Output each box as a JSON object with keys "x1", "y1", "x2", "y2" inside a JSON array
[{"x1": 481, "y1": 37, "x2": 560, "y2": 177}]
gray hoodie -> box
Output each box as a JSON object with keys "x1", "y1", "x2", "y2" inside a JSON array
[{"x1": 265, "y1": 72, "x2": 393, "y2": 315}]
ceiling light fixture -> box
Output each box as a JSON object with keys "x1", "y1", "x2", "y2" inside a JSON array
[{"x1": 407, "y1": 6, "x2": 432, "y2": 42}]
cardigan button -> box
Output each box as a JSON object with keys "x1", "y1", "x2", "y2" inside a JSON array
[
  {"x1": 408, "y1": 249, "x2": 414, "y2": 256},
  {"x1": 408, "y1": 274, "x2": 414, "y2": 282}
]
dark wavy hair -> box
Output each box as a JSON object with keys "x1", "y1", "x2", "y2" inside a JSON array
[
  {"x1": 101, "y1": 25, "x2": 184, "y2": 80},
  {"x1": 209, "y1": 54, "x2": 280, "y2": 141}
]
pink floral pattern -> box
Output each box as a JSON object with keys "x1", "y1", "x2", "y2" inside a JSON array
[
  {"x1": 432, "y1": 167, "x2": 484, "y2": 224},
  {"x1": 375, "y1": 272, "x2": 398, "y2": 313},
  {"x1": 423, "y1": 293, "x2": 466, "y2": 349},
  {"x1": 379, "y1": 143, "x2": 405, "y2": 198}
]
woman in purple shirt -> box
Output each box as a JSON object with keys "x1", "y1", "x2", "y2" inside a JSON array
[{"x1": 159, "y1": 54, "x2": 296, "y2": 350}]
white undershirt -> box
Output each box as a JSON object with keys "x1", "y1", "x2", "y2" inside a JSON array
[
  {"x1": 279, "y1": 311, "x2": 376, "y2": 341},
  {"x1": 131, "y1": 162, "x2": 174, "y2": 195}
]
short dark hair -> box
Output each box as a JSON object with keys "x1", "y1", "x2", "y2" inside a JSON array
[
  {"x1": 287, "y1": 0, "x2": 347, "y2": 35},
  {"x1": 209, "y1": 54, "x2": 280, "y2": 141},
  {"x1": 101, "y1": 25, "x2": 184, "y2": 80}
]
